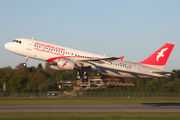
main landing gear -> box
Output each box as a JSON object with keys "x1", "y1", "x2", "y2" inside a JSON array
[
  {"x1": 76, "y1": 70, "x2": 88, "y2": 81},
  {"x1": 22, "y1": 57, "x2": 28, "y2": 67}
]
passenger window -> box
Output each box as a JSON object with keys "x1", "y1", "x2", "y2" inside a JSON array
[{"x1": 19, "y1": 41, "x2": 21, "y2": 44}]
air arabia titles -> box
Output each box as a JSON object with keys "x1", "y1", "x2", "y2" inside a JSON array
[{"x1": 34, "y1": 42, "x2": 65, "y2": 56}]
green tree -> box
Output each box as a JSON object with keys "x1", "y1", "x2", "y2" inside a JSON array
[
  {"x1": 28, "y1": 71, "x2": 47, "y2": 92},
  {"x1": 7, "y1": 75, "x2": 27, "y2": 92},
  {"x1": 37, "y1": 63, "x2": 43, "y2": 69}
]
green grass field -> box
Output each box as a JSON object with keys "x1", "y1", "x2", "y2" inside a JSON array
[
  {"x1": 0, "y1": 98, "x2": 179, "y2": 106},
  {"x1": 0, "y1": 113, "x2": 180, "y2": 120}
]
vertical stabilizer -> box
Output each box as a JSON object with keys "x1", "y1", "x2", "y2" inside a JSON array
[{"x1": 139, "y1": 43, "x2": 174, "y2": 70}]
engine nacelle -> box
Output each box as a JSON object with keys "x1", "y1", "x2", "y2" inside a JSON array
[
  {"x1": 49, "y1": 63, "x2": 62, "y2": 70},
  {"x1": 57, "y1": 59, "x2": 76, "y2": 70}
]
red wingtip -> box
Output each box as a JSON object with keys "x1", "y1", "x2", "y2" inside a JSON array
[{"x1": 119, "y1": 56, "x2": 125, "y2": 61}]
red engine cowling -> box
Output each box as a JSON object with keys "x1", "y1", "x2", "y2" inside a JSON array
[{"x1": 57, "y1": 59, "x2": 75, "y2": 70}]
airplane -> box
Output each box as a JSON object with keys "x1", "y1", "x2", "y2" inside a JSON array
[{"x1": 4, "y1": 38, "x2": 174, "y2": 81}]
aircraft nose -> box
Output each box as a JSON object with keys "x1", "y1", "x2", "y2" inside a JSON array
[
  {"x1": 4, "y1": 43, "x2": 9, "y2": 49},
  {"x1": 4, "y1": 42, "x2": 14, "y2": 51}
]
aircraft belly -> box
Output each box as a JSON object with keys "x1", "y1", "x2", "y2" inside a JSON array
[
  {"x1": 101, "y1": 70, "x2": 136, "y2": 78},
  {"x1": 97, "y1": 64, "x2": 135, "y2": 78}
]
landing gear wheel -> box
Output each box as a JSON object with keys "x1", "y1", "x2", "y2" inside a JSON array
[
  {"x1": 76, "y1": 71, "x2": 81, "y2": 80},
  {"x1": 76, "y1": 70, "x2": 88, "y2": 81},
  {"x1": 76, "y1": 75, "x2": 81, "y2": 80},
  {"x1": 22, "y1": 63, "x2": 27, "y2": 67},
  {"x1": 82, "y1": 71, "x2": 88, "y2": 81},
  {"x1": 82, "y1": 75, "x2": 87, "y2": 80}
]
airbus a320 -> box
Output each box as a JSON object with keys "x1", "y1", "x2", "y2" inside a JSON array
[{"x1": 4, "y1": 38, "x2": 174, "y2": 81}]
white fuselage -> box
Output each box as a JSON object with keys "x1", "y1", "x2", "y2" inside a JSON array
[{"x1": 4, "y1": 38, "x2": 170, "y2": 78}]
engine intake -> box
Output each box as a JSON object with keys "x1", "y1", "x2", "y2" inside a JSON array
[{"x1": 49, "y1": 63, "x2": 62, "y2": 70}]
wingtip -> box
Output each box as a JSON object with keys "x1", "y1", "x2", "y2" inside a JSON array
[{"x1": 119, "y1": 56, "x2": 125, "y2": 61}]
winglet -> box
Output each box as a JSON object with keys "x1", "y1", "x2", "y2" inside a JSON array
[
  {"x1": 139, "y1": 43, "x2": 174, "y2": 70},
  {"x1": 119, "y1": 56, "x2": 125, "y2": 61}
]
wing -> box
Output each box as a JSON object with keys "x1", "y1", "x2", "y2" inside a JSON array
[
  {"x1": 80, "y1": 57, "x2": 120, "y2": 64},
  {"x1": 73, "y1": 57, "x2": 120, "y2": 67}
]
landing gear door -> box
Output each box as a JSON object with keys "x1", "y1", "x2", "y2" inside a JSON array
[{"x1": 26, "y1": 40, "x2": 33, "y2": 50}]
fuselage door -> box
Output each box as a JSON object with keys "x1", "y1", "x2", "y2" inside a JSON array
[{"x1": 26, "y1": 40, "x2": 33, "y2": 50}]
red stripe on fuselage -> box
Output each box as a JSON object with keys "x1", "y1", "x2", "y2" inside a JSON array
[{"x1": 46, "y1": 56, "x2": 100, "y2": 62}]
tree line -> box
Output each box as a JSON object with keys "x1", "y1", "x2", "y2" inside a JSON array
[
  {"x1": 0, "y1": 63, "x2": 180, "y2": 93},
  {"x1": 0, "y1": 63, "x2": 77, "y2": 93},
  {"x1": 87, "y1": 69, "x2": 180, "y2": 93}
]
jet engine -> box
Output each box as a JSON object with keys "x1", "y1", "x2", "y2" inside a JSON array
[
  {"x1": 57, "y1": 59, "x2": 79, "y2": 70},
  {"x1": 49, "y1": 63, "x2": 62, "y2": 70}
]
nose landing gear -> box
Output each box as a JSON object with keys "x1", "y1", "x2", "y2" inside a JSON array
[{"x1": 22, "y1": 57, "x2": 28, "y2": 67}]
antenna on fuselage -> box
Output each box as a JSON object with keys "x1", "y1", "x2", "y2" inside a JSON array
[{"x1": 32, "y1": 37, "x2": 34, "y2": 39}]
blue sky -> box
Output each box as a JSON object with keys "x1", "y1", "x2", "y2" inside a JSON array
[{"x1": 0, "y1": 0, "x2": 180, "y2": 71}]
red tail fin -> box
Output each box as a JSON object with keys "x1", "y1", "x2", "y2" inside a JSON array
[{"x1": 139, "y1": 43, "x2": 174, "y2": 70}]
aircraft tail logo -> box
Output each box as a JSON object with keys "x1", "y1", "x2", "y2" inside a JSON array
[
  {"x1": 156, "y1": 47, "x2": 168, "y2": 61},
  {"x1": 139, "y1": 43, "x2": 174, "y2": 70}
]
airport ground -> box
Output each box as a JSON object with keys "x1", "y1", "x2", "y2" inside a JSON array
[
  {"x1": 0, "y1": 97, "x2": 180, "y2": 119},
  {"x1": 0, "y1": 113, "x2": 180, "y2": 120},
  {"x1": 0, "y1": 97, "x2": 180, "y2": 105}
]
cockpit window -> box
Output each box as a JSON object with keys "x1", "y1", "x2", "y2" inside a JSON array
[{"x1": 12, "y1": 40, "x2": 22, "y2": 44}]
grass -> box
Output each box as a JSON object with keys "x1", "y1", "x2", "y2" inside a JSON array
[
  {"x1": 0, "y1": 98, "x2": 180, "y2": 106},
  {"x1": 0, "y1": 113, "x2": 180, "y2": 120}
]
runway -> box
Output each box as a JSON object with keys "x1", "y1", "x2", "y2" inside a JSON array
[{"x1": 0, "y1": 104, "x2": 180, "y2": 113}]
